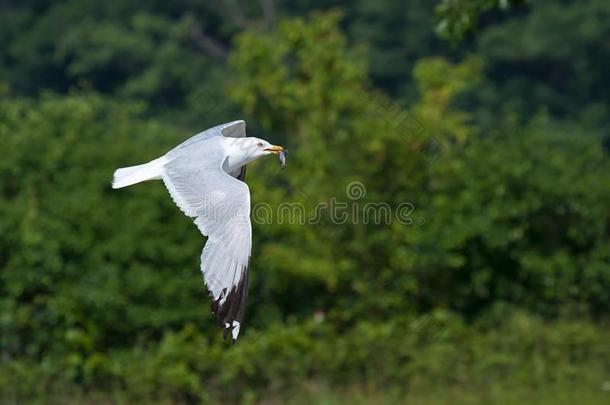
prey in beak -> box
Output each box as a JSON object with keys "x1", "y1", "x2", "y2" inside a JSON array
[{"x1": 264, "y1": 145, "x2": 288, "y2": 169}]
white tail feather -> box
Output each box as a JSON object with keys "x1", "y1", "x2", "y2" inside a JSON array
[{"x1": 112, "y1": 157, "x2": 167, "y2": 189}]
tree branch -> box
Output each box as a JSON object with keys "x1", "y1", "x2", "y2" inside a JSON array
[{"x1": 190, "y1": 23, "x2": 229, "y2": 60}]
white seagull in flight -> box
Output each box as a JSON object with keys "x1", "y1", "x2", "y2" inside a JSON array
[{"x1": 112, "y1": 120, "x2": 286, "y2": 342}]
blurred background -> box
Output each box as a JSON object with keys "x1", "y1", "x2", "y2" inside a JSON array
[{"x1": 1, "y1": 0, "x2": 609, "y2": 403}]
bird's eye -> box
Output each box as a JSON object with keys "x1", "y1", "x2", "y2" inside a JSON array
[{"x1": 257, "y1": 142, "x2": 264, "y2": 147}]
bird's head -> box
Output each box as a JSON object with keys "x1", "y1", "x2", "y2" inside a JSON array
[{"x1": 232, "y1": 137, "x2": 285, "y2": 163}]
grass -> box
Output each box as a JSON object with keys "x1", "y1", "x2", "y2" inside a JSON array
[{"x1": 263, "y1": 379, "x2": 610, "y2": 405}]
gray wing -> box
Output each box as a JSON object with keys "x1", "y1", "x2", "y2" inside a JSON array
[
  {"x1": 162, "y1": 140, "x2": 251, "y2": 342},
  {"x1": 167, "y1": 120, "x2": 246, "y2": 158}
]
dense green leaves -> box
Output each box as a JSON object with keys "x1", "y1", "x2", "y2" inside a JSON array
[
  {"x1": 475, "y1": 0, "x2": 610, "y2": 129},
  {"x1": 1, "y1": 1, "x2": 609, "y2": 403},
  {"x1": 0, "y1": 95, "x2": 211, "y2": 366},
  {"x1": 435, "y1": 0, "x2": 529, "y2": 42},
  {"x1": 230, "y1": 13, "x2": 610, "y2": 324}
]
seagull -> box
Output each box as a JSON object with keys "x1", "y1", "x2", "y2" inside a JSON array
[{"x1": 111, "y1": 120, "x2": 286, "y2": 342}]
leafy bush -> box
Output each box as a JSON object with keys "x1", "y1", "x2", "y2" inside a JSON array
[
  {"x1": 3, "y1": 310, "x2": 609, "y2": 402},
  {"x1": 230, "y1": 12, "x2": 610, "y2": 323},
  {"x1": 1, "y1": 9, "x2": 610, "y2": 404}
]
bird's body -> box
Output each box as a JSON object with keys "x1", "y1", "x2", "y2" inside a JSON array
[{"x1": 112, "y1": 121, "x2": 285, "y2": 342}]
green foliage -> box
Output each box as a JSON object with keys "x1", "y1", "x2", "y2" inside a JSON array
[
  {"x1": 414, "y1": 121, "x2": 610, "y2": 316},
  {"x1": 3, "y1": 311, "x2": 609, "y2": 402},
  {"x1": 0, "y1": 94, "x2": 214, "y2": 379},
  {"x1": 475, "y1": 0, "x2": 610, "y2": 128},
  {"x1": 435, "y1": 0, "x2": 529, "y2": 43},
  {"x1": 230, "y1": 12, "x2": 610, "y2": 324},
  {"x1": 0, "y1": 0, "x2": 238, "y2": 125},
  {"x1": 1, "y1": 2, "x2": 609, "y2": 403},
  {"x1": 231, "y1": 11, "x2": 431, "y2": 323}
]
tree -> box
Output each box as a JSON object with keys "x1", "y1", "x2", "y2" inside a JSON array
[{"x1": 435, "y1": 0, "x2": 530, "y2": 42}]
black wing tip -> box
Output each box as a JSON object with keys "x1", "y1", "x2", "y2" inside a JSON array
[{"x1": 208, "y1": 266, "x2": 250, "y2": 342}]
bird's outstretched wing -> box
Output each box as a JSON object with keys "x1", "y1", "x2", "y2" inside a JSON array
[
  {"x1": 167, "y1": 120, "x2": 246, "y2": 158},
  {"x1": 162, "y1": 145, "x2": 251, "y2": 342}
]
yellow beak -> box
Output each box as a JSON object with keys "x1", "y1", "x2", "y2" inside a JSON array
[{"x1": 264, "y1": 145, "x2": 285, "y2": 155}]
